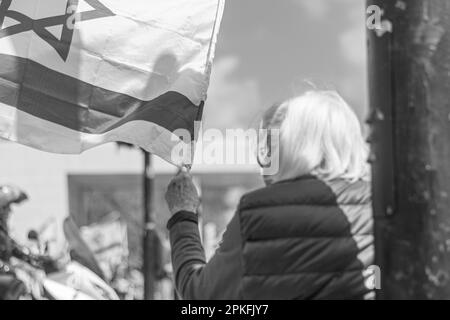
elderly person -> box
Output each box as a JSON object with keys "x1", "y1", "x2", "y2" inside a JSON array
[{"x1": 165, "y1": 90, "x2": 374, "y2": 300}]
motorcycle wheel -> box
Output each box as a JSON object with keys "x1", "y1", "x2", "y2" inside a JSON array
[{"x1": 0, "y1": 274, "x2": 28, "y2": 300}]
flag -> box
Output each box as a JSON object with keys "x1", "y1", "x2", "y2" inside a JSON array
[
  {"x1": 79, "y1": 213, "x2": 128, "y2": 281},
  {"x1": 0, "y1": 0, "x2": 224, "y2": 165}
]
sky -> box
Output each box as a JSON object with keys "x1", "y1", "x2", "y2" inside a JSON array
[{"x1": 203, "y1": 0, "x2": 368, "y2": 130}]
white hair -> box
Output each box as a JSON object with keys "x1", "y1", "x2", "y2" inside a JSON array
[{"x1": 264, "y1": 90, "x2": 370, "y2": 183}]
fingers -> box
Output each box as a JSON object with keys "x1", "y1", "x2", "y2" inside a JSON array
[
  {"x1": 173, "y1": 167, "x2": 192, "y2": 184},
  {"x1": 167, "y1": 169, "x2": 194, "y2": 192},
  {"x1": 176, "y1": 165, "x2": 190, "y2": 176},
  {"x1": 165, "y1": 167, "x2": 200, "y2": 215}
]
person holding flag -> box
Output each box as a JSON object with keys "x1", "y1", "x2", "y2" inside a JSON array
[{"x1": 165, "y1": 91, "x2": 375, "y2": 300}]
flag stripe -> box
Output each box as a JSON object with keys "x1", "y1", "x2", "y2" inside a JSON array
[
  {"x1": 0, "y1": 101, "x2": 190, "y2": 165},
  {"x1": 0, "y1": 54, "x2": 199, "y2": 136}
]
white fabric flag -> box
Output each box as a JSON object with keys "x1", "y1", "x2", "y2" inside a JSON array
[{"x1": 0, "y1": 0, "x2": 224, "y2": 165}]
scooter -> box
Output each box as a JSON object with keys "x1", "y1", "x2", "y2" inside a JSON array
[
  {"x1": 10, "y1": 251, "x2": 120, "y2": 300},
  {"x1": 21, "y1": 229, "x2": 120, "y2": 300},
  {"x1": 0, "y1": 185, "x2": 118, "y2": 300},
  {"x1": 0, "y1": 259, "x2": 28, "y2": 300}
]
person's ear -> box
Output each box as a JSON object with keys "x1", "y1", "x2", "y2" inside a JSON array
[{"x1": 257, "y1": 129, "x2": 272, "y2": 168}]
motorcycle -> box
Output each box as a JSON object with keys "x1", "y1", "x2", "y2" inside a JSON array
[
  {"x1": 0, "y1": 259, "x2": 28, "y2": 300},
  {"x1": 19, "y1": 229, "x2": 120, "y2": 300},
  {"x1": 0, "y1": 185, "x2": 119, "y2": 300}
]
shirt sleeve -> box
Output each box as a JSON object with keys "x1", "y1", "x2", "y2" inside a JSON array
[{"x1": 168, "y1": 211, "x2": 243, "y2": 300}]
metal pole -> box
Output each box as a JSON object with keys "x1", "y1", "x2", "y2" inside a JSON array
[
  {"x1": 367, "y1": 0, "x2": 450, "y2": 299},
  {"x1": 143, "y1": 151, "x2": 158, "y2": 300}
]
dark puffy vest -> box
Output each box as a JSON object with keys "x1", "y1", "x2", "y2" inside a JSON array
[{"x1": 238, "y1": 176, "x2": 374, "y2": 300}]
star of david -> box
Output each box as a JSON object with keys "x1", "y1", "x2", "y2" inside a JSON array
[{"x1": 0, "y1": 0, "x2": 115, "y2": 61}]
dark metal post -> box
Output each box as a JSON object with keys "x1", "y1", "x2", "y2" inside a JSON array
[
  {"x1": 143, "y1": 151, "x2": 159, "y2": 300},
  {"x1": 367, "y1": 0, "x2": 450, "y2": 299}
]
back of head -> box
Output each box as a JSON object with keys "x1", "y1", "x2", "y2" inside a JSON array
[{"x1": 265, "y1": 90, "x2": 369, "y2": 183}]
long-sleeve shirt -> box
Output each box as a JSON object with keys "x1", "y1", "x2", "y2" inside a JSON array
[{"x1": 167, "y1": 211, "x2": 243, "y2": 300}]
